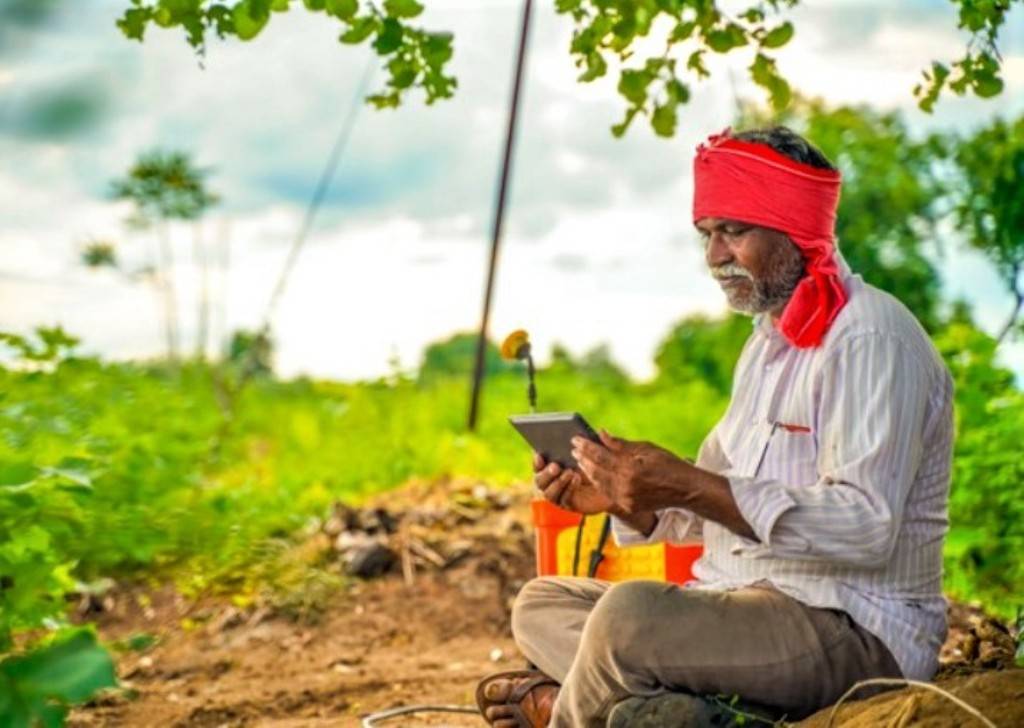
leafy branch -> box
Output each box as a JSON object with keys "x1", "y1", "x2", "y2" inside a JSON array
[
  {"x1": 914, "y1": 0, "x2": 1021, "y2": 112},
  {"x1": 115, "y1": 0, "x2": 1018, "y2": 134},
  {"x1": 556, "y1": 0, "x2": 798, "y2": 137},
  {"x1": 115, "y1": 0, "x2": 455, "y2": 108}
]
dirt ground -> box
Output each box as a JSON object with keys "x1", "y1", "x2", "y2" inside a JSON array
[{"x1": 70, "y1": 479, "x2": 1023, "y2": 727}]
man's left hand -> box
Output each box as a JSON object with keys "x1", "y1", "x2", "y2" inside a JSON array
[{"x1": 571, "y1": 430, "x2": 691, "y2": 517}]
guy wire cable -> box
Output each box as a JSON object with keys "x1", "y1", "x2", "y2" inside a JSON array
[{"x1": 209, "y1": 53, "x2": 375, "y2": 435}]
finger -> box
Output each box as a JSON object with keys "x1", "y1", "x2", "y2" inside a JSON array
[
  {"x1": 543, "y1": 469, "x2": 574, "y2": 506},
  {"x1": 574, "y1": 452, "x2": 599, "y2": 486},
  {"x1": 571, "y1": 436, "x2": 604, "y2": 460},
  {"x1": 534, "y1": 461, "x2": 562, "y2": 489},
  {"x1": 532, "y1": 451, "x2": 546, "y2": 472},
  {"x1": 598, "y1": 429, "x2": 625, "y2": 451},
  {"x1": 574, "y1": 438, "x2": 614, "y2": 470}
]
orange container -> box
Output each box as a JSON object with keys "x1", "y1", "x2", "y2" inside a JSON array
[{"x1": 531, "y1": 499, "x2": 703, "y2": 584}]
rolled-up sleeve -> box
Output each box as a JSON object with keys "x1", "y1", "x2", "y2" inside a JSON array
[{"x1": 729, "y1": 332, "x2": 930, "y2": 568}]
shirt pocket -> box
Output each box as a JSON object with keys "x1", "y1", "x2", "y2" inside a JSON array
[{"x1": 757, "y1": 423, "x2": 819, "y2": 485}]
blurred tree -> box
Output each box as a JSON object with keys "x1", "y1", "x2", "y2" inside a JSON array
[
  {"x1": 740, "y1": 98, "x2": 947, "y2": 331},
  {"x1": 545, "y1": 342, "x2": 630, "y2": 388},
  {"x1": 110, "y1": 150, "x2": 219, "y2": 362},
  {"x1": 653, "y1": 313, "x2": 750, "y2": 395},
  {"x1": 80, "y1": 240, "x2": 118, "y2": 269},
  {"x1": 116, "y1": 0, "x2": 1020, "y2": 137},
  {"x1": 932, "y1": 303, "x2": 1024, "y2": 617},
  {"x1": 227, "y1": 328, "x2": 274, "y2": 376},
  {"x1": 418, "y1": 332, "x2": 510, "y2": 382},
  {"x1": 947, "y1": 114, "x2": 1024, "y2": 342}
]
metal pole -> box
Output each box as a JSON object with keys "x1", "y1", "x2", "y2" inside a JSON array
[{"x1": 467, "y1": 0, "x2": 533, "y2": 431}]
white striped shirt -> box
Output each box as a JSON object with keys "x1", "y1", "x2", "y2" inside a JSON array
[{"x1": 612, "y1": 253, "x2": 954, "y2": 681}]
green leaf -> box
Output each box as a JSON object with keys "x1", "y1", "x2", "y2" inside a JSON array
[
  {"x1": 974, "y1": 73, "x2": 1004, "y2": 98},
  {"x1": 232, "y1": 0, "x2": 270, "y2": 40},
  {"x1": 667, "y1": 78, "x2": 689, "y2": 104},
  {"x1": 422, "y1": 32, "x2": 453, "y2": 67},
  {"x1": 383, "y1": 0, "x2": 423, "y2": 19},
  {"x1": 761, "y1": 21, "x2": 793, "y2": 49},
  {"x1": 749, "y1": 52, "x2": 790, "y2": 110},
  {"x1": 670, "y1": 21, "x2": 695, "y2": 42},
  {"x1": 617, "y1": 69, "x2": 652, "y2": 105},
  {"x1": 0, "y1": 461, "x2": 37, "y2": 487},
  {"x1": 0, "y1": 630, "x2": 117, "y2": 717},
  {"x1": 339, "y1": 15, "x2": 376, "y2": 43},
  {"x1": 325, "y1": 0, "x2": 357, "y2": 20},
  {"x1": 610, "y1": 107, "x2": 640, "y2": 138},
  {"x1": 651, "y1": 102, "x2": 677, "y2": 137},
  {"x1": 705, "y1": 23, "x2": 747, "y2": 53},
  {"x1": 303, "y1": 0, "x2": 327, "y2": 9},
  {"x1": 388, "y1": 57, "x2": 417, "y2": 89},
  {"x1": 373, "y1": 17, "x2": 403, "y2": 54},
  {"x1": 41, "y1": 457, "x2": 94, "y2": 489},
  {"x1": 116, "y1": 7, "x2": 151, "y2": 41},
  {"x1": 578, "y1": 51, "x2": 607, "y2": 82},
  {"x1": 112, "y1": 633, "x2": 158, "y2": 653}
]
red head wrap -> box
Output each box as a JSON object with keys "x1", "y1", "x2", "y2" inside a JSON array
[{"x1": 692, "y1": 128, "x2": 846, "y2": 348}]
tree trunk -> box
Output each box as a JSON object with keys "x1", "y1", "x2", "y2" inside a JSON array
[
  {"x1": 157, "y1": 223, "x2": 180, "y2": 361},
  {"x1": 215, "y1": 217, "x2": 231, "y2": 360},
  {"x1": 194, "y1": 222, "x2": 210, "y2": 361},
  {"x1": 996, "y1": 262, "x2": 1022, "y2": 344}
]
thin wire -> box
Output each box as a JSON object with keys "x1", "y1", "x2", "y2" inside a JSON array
[
  {"x1": 207, "y1": 54, "x2": 375, "y2": 439},
  {"x1": 361, "y1": 704, "x2": 479, "y2": 726},
  {"x1": 825, "y1": 678, "x2": 996, "y2": 728},
  {"x1": 259, "y1": 55, "x2": 376, "y2": 332}
]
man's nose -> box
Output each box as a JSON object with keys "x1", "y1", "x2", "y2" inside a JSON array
[{"x1": 705, "y1": 232, "x2": 733, "y2": 268}]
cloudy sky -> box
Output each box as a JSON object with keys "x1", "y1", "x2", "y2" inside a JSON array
[{"x1": 1, "y1": 0, "x2": 1022, "y2": 381}]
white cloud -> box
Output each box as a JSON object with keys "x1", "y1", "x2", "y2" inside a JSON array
[{"x1": 0, "y1": 0, "x2": 1021, "y2": 381}]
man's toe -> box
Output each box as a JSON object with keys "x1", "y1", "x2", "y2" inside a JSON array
[
  {"x1": 484, "y1": 678, "x2": 513, "y2": 702},
  {"x1": 485, "y1": 704, "x2": 513, "y2": 721}
]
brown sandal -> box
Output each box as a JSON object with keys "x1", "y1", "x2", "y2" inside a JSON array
[{"x1": 475, "y1": 669, "x2": 560, "y2": 727}]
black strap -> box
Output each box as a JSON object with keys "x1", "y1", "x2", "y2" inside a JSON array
[
  {"x1": 571, "y1": 514, "x2": 586, "y2": 576},
  {"x1": 571, "y1": 513, "x2": 613, "y2": 578},
  {"x1": 587, "y1": 515, "x2": 612, "y2": 578}
]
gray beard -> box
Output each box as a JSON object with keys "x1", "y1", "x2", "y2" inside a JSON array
[{"x1": 722, "y1": 249, "x2": 806, "y2": 315}]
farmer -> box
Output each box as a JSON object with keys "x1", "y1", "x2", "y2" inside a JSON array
[{"x1": 476, "y1": 126, "x2": 954, "y2": 727}]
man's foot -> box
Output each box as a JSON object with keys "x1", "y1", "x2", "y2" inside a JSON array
[{"x1": 475, "y1": 669, "x2": 560, "y2": 728}]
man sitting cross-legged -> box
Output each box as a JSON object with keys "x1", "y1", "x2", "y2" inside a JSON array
[{"x1": 476, "y1": 126, "x2": 954, "y2": 728}]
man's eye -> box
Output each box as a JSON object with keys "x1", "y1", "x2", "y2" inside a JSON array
[{"x1": 724, "y1": 227, "x2": 750, "y2": 237}]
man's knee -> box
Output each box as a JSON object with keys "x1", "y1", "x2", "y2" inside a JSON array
[
  {"x1": 510, "y1": 576, "x2": 564, "y2": 643},
  {"x1": 584, "y1": 581, "x2": 667, "y2": 662}
]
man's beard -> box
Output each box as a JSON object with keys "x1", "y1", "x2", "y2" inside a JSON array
[{"x1": 711, "y1": 246, "x2": 806, "y2": 315}]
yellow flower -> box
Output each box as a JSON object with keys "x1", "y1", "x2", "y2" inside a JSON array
[{"x1": 500, "y1": 329, "x2": 530, "y2": 361}]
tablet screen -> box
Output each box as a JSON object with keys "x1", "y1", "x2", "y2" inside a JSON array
[{"x1": 508, "y1": 411, "x2": 600, "y2": 469}]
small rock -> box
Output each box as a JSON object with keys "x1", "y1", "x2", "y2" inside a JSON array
[
  {"x1": 489, "y1": 648, "x2": 504, "y2": 663},
  {"x1": 346, "y1": 542, "x2": 398, "y2": 579}
]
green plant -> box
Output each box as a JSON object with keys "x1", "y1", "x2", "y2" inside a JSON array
[{"x1": 116, "y1": 0, "x2": 1020, "y2": 134}]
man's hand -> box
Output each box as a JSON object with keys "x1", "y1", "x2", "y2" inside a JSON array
[
  {"x1": 532, "y1": 451, "x2": 613, "y2": 515},
  {"x1": 572, "y1": 429, "x2": 758, "y2": 541},
  {"x1": 571, "y1": 430, "x2": 690, "y2": 516}
]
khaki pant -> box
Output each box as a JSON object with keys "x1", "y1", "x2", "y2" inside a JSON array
[{"x1": 511, "y1": 576, "x2": 902, "y2": 728}]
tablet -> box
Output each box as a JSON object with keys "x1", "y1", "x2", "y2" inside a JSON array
[{"x1": 508, "y1": 411, "x2": 601, "y2": 470}]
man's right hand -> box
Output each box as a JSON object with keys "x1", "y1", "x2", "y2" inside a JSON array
[{"x1": 532, "y1": 451, "x2": 614, "y2": 515}]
